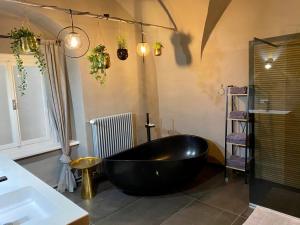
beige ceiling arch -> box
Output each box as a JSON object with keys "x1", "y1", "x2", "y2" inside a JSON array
[{"x1": 201, "y1": 0, "x2": 232, "y2": 56}]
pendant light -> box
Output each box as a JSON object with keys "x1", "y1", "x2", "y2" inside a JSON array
[
  {"x1": 57, "y1": 9, "x2": 90, "y2": 58},
  {"x1": 64, "y1": 10, "x2": 81, "y2": 50},
  {"x1": 137, "y1": 24, "x2": 150, "y2": 62}
]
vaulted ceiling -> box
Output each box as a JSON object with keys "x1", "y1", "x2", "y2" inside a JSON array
[{"x1": 115, "y1": 0, "x2": 232, "y2": 55}]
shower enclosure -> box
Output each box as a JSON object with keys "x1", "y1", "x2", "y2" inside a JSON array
[{"x1": 249, "y1": 33, "x2": 300, "y2": 217}]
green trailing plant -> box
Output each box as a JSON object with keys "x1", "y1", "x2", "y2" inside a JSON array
[
  {"x1": 9, "y1": 27, "x2": 46, "y2": 95},
  {"x1": 117, "y1": 35, "x2": 127, "y2": 49},
  {"x1": 88, "y1": 44, "x2": 111, "y2": 84}
]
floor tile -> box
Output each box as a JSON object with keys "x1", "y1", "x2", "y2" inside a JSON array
[
  {"x1": 232, "y1": 216, "x2": 247, "y2": 225},
  {"x1": 185, "y1": 168, "x2": 249, "y2": 215},
  {"x1": 199, "y1": 179, "x2": 248, "y2": 215},
  {"x1": 63, "y1": 165, "x2": 250, "y2": 225},
  {"x1": 184, "y1": 166, "x2": 225, "y2": 199},
  {"x1": 95, "y1": 194, "x2": 193, "y2": 225},
  {"x1": 63, "y1": 180, "x2": 113, "y2": 204},
  {"x1": 79, "y1": 188, "x2": 139, "y2": 223},
  {"x1": 240, "y1": 207, "x2": 254, "y2": 219},
  {"x1": 63, "y1": 189, "x2": 84, "y2": 204},
  {"x1": 161, "y1": 201, "x2": 237, "y2": 225}
]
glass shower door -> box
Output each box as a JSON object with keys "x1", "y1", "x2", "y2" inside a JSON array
[{"x1": 249, "y1": 34, "x2": 300, "y2": 217}]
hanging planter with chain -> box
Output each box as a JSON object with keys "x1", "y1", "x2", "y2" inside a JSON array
[
  {"x1": 117, "y1": 35, "x2": 128, "y2": 60},
  {"x1": 153, "y1": 42, "x2": 163, "y2": 56},
  {"x1": 88, "y1": 44, "x2": 111, "y2": 84},
  {"x1": 9, "y1": 27, "x2": 46, "y2": 95}
]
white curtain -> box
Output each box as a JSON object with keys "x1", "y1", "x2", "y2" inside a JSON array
[{"x1": 43, "y1": 42, "x2": 77, "y2": 192}]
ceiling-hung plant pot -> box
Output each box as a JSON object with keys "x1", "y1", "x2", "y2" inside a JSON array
[
  {"x1": 20, "y1": 37, "x2": 31, "y2": 53},
  {"x1": 88, "y1": 44, "x2": 111, "y2": 84},
  {"x1": 20, "y1": 35, "x2": 38, "y2": 54},
  {"x1": 104, "y1": 52, "x2": 111, "y2": 69},
  {"x1": 9, "y1": 27, "x2": 46, "y2": 95},
  {"x1": 154, "y1": 42, "x2": 163, "y2": 56},
  {"x1": 117, "y1": 48, "x2": 128, "y2": 61},
  {"x1": 117, "y1": 35, "x2": 128, "y2": 60}
]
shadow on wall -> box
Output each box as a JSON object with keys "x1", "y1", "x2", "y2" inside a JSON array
[
  {"x1": 206, "y1": 139, "x2": 224, "y2": 165},
  {"x1": 171, "y1": 32, "x2": 193, "y2": 66}
]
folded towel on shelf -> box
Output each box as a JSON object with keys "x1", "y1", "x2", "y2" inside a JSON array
[
  {"x1": 226, "y1": 133, "x2": 247, "y2": 145},
  {"x1": 227, "y1": 155, "x2": 245, "y2": 168},
  {"x1": 229, "y1": 111, "x2": 247, "y2": 119},
  {"x1": 230, "y1": 86, "x2": 248, "y2": 94}
]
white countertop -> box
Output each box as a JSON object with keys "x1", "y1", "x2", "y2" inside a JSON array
[{"x1": 0, "y1": 156, "x2": 88, "y2": 225}]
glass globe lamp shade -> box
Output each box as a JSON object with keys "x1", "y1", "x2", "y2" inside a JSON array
[
  {"x1": 64, "y1": 32, "x2": 82, "y2": 50},
  {"x1": 137, "y1": 42, "x2": 150, "y2": 57}
]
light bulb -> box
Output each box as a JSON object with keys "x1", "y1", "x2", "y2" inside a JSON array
[
  {"x1": 141, "y1": 46, "x2": 146, "y2": 53},
  {"x1": 64, "y1": 32, "x2": 82, "y2": 50},
  {"x1": 264, "y1": 58, "x2": 274, "y2": 70},
  {"x1": 137, "y1": 42, "x2": 150, "y2": 57},
  {"x1": 264, "y1": 63, "x2": 272, "y2": 70}
]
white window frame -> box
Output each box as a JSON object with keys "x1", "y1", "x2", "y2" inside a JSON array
[{"x1": 0, "y1": 54, "x2": 54, "y2": 151}]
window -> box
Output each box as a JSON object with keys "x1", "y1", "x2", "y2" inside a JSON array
[{"x1": 0, "y1": 54, "x2": 56, "y2": 152}]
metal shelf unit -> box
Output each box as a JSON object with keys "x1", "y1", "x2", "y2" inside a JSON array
[{"x1": 224, "y1": 86, "x2": 251, "y2": 184}]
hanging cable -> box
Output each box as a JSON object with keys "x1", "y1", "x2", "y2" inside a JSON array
[{"x1": 1, "y1": 0, "x2": 177, "y2": 32}]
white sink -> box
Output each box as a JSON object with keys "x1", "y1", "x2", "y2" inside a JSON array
[{"x1": 0, "y1": 186, "x2": 56, "y2": 225}]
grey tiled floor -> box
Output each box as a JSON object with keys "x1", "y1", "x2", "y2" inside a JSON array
[{"x1": 64, "y1": 165, "x2": 253, "y2": 225}]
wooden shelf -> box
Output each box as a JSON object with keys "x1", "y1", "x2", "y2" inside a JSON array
[
  {"x1": 226, "y1": 142, "x2": 247, "y2": 147},
  {"x1": 225, "y1": 85, "x2": 250, "y2": 183},
  {"x1": 228, "y1": 93, "x2": 248, "y2": 96},
  {"x1": 227, "y1": 118, "x2": 248, "y2": 122},
  {"x1": 226, "y1": 165, "x2": 246, "y2": 172}
]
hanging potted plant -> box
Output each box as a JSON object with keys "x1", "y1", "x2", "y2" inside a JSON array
[
  {"x1": 9, "y1": 27, "x2": 46, "y2": 95},
  {"x1": 153, "y1": 41, "x2": 163, "y2": 56},
  {"x1": 88, "y1": 44, "x2": 111, "y2": 84},
  {"x1": 117, "y1": 35, "x2": 128, "y2": 60}
]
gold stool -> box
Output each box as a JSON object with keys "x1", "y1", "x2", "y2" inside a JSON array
[{"x1": 70, "y1": 157, "x2": 102, "y2": 200}]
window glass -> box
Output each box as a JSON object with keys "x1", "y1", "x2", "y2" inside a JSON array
[
  {"x1": 0, "y1": 65, "x2": 14, "y2": 146},
  {"x1": 14, "y1": 66, "x2": 47, "y2": 142}
]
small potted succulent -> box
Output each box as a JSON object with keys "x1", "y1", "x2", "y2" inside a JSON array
[
  {"x1": 88, "y1": 44, "x2": 111, "y2": 84},
  {"x1": 117, "y1": 35, "x2": 128, "y2": 60},
  {"x1": 153, "y1": 41, "x2": 163, "y2": 56},
  {"x1": 9, "y1": 27, "x2": 46, "y2": 95}
]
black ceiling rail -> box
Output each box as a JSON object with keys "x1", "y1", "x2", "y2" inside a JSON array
[{"x1": 1, "y1": 0, "x2": 177, "y2": 32}]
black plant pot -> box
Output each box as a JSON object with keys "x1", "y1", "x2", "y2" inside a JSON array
[{"x1": 117, "y1": 49, "x2": 128, "y2": 60}]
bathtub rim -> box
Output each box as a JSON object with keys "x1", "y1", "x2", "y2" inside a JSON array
[{"x1": 102, "y1": 134, "x2": 209, "y2": 162}]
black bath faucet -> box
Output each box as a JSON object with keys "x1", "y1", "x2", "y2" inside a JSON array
[{"x1": 145, "y1": 113, "x2": 155, "y2": 142}]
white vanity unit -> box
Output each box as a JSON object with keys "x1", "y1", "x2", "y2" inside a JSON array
[{"x1": 0, "y1": 156, "x2": 89, "y2": 225}]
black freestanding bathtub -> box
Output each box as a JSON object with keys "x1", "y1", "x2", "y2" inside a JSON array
[{"x1": 103, "y1": 135, "x2": 208, "y2": 195}]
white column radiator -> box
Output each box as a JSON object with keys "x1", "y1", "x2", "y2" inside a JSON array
[{"x1": 90, "y1": 112, "x2": 134, "y2": 158}]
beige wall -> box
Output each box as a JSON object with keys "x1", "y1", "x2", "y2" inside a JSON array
[
  {"x1": 0, "y1": 0, "x2": 149, "y2": 185},
  {"x1": 2, "y1": 0, "x2": 300, "y2": 185},
  {"x1": 117, "y1": 0, "x2": 300, "y2": 164}
]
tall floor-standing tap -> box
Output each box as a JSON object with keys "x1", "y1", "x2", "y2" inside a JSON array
[{"x1": 145, "y1": 113, "x2": 155, "y2": 142}]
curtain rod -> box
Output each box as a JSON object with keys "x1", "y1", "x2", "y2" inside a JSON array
[
  {"x1": 0, "y1": 35, "x2": 10, "y2": 38},
  {"x1": 1, "y1": 0, "x2": 177, "y2": 32},
  {"x1": 0, "y1": 34, "x2": 58, "y2": 46}
]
